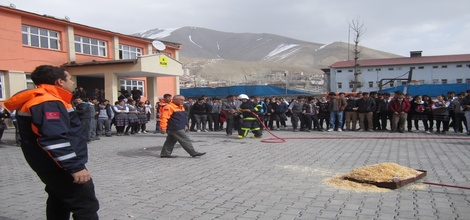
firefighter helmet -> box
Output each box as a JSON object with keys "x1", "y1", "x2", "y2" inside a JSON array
[{"x1": 238, "y1": 94, "x2": 249, "y2": 100}]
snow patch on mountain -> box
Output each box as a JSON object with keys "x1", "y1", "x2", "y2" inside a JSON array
[
  {"x1": 263, "y1": 44, "x2": 299, "y2": 60},
  {"x1": 189, "y1": 35, "x2": 203, "y2": 48},
  {"x1": 136, "y1": 28, "x2": 178, "y2": 39},
  {"x1": 315, "y1": 42, "x2": 333, "y2": 52}
]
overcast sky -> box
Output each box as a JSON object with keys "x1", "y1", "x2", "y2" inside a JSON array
[{"x1": 5, "y1": 0, "x2": 470, "y2": 56}]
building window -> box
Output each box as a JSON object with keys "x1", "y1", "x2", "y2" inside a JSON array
[
  {"x1": 0, "y1": 72, "x2": 4, "y2": 99},
  {"x1": 441, "y1": 65, "x2": 447, "y2": 68},
  {"x1": 466, "y1": 79, "x2": 470, "y2": 84},
  {"x1": 337, "y1": 70, "x2": 342, "y2": 73},
  {"x1": 432, "y1": 79, "x2": 439, "y2": 84},
  {"x1": 349, "y1": 82, "x2": 353, "y2": 89},
  {"x1": 367, "y1": 68, "x2": 374, "y2": 71},
  {"x1": 410, "y1": 67, "x2": 415, "y2": 70},
  {"x1": 26, "y1": 74, "x2": 35, "y2": 90},
  {"x1": 74, "y1": 36, "x2": 107, "y2": 57},
  {"x1": 456, "y1": 79, "x2": 463, "y2": 84},
  {"x1": 368, "y1": 81, "x2": 373, "y2": 88},
  {"x1": 432, "y1": 66, "x2": 438, "y2": 69},
  {"x1": 22, "y1": 25, "x2": 59, "y2": 50},
  {"x1": 120, "y1": 79, "x2": 144, "y2": 96},
  {"x1": 401, "y1": 81, "x2": 407, "y2": 85},
  {"x1": 389, "y1": 81, "x2": 395, "y2": 87},
  {"x1": 397, "y1": 67, "x2": 402, "y2": 70},
  {"x1": 348, "y1": 69, "x2": 353, "y2": 72},
  {"x1": 418, "y1": 66, "x2": 424, "y2": 69},
  {"x1": 337, "y1": 82, "x2": 342, "y2": 89},
  {"x1": 119, "y1": 44, "x2": 142, "y2": 59},
  {"x1": 456, "y1": 64, "x2": 463, "y2": 68},
  {"x1": 442, "y1": 79, "x2": 447, "y2": 84},
  {"x1": 388, "y1": 67, "x2": 394, "y2": 71}
]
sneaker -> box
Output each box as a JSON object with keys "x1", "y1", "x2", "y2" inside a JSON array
[
  {"x1": 283, "y1": 126, "x2": 287, "y2": 130},
  {"x1": 327, "y1": 128, "x2": 333, "y2": 132},
  {"x1": 203, "y1": 130, "x2": 209, "y2": 132},
  {"x1": 196, "y1": 130, "x2": 201, "y2": 133},
  {"x1": 137, "y1": 131, "x2": 141, "y2": 134},
  {"x1": 250, "y1": 135, "x2": 262, "y2": 138},
  {"x1": 236, "y1": 135, "x2": 244, "y2": 139},
  {"x1": 142, "y1": 131, "x2": 147, "y2": 134},
  {"x1": 357, "y1": 129, "x2": 363, "y2": 132},
  {"x1": 425, "y1": 131, "x2": 431, "y2": 134},
  {"x1": 293, "y1": 129, "x2": 298, "y2": 132},
  {"x1": 337, "y1": 128, "x2": 342, "y2": 132},
  {"x1": 276, "y1": 128, "x2": 280, "y2": 131}
]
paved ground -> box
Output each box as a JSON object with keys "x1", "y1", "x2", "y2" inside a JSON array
[{"x1": 1, "y1": 121, "x2": 470, "y2": 220}]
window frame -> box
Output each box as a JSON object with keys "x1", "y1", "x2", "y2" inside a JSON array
[
  {"x1": 120, "y1": 79, "x2": 145, "y2": 97},
  {"x1": 74, "y1": 35, "x2": 107, "y2": 57},
  {"x1": 119, "y1": 44, "x2": 143, "y2": 60},
  {"x1": 22, "y1": 25, "x2": 60, "y2": 50}
]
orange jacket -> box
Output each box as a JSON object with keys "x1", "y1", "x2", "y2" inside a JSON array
[
  {"x1": 159, "y1": 102, "x2": 187, "y2": 130},
  {"x1": 4, "y1": 84, "x2": 88, "y2": 174}
]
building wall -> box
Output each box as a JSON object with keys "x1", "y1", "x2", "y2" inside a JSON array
[
  {"x1": 331, "y1": 62, "x2": 470, "y2": 93},
  {"x1": 0, "y1": 6, "x2": 182, "y2": 103}
]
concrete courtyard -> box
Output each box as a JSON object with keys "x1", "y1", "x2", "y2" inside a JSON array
[{"x1": 1, "y1": 122, "x2": 470, "y2": 220}]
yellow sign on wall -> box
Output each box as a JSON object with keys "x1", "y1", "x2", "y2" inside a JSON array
[{"x1": 159, "y1": 55, "x2": 168, "y2": 67}]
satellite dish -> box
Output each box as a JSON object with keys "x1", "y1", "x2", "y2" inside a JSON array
[{"x1": 152, "y1": 40, "x2": 166, "y2": 51}]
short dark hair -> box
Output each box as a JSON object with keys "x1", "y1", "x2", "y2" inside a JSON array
[
  {"x1": 31, "y1": 65, "x2": 67, "y2": 85},
  {"x1": 328, "y1": 92, "x2": 336, "y2": 96},
  {"x1": 163, "y1": 94, "x2": 172, "y2": 98}
]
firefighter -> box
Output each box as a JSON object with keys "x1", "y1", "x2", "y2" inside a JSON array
[{"x1": 237, "y1": 94, "x2": 263, "y2": 139}]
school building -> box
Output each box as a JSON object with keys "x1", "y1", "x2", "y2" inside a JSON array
[
  {"x1": 324, "y1": 51, "x2": 470, "y2": 94},
  {"x1": 0, "y1": 5, "x2": 183, "y2": 106}
]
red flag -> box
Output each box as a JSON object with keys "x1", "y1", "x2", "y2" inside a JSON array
[{"x1": 45, "y1": 112, "x2": 60, "y2": 120}]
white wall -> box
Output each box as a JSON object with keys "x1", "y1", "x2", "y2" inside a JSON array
[{"x1": 330, "y1": 63, "x2": 470, "y2": 93}]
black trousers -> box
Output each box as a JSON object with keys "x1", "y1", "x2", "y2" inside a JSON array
[
  {"x1": 37, "y1": 171, "x2": 99, "y2": 220},
  {"x1": 225, "y1": 115, "x2": 241, "y2": 135}
]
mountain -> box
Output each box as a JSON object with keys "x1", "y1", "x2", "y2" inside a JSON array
[{"x1": 134, "y1": 27, "x2": 402, "y2": 87}]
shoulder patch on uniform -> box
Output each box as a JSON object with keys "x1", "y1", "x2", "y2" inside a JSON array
[{"x1": 45, "y1": 112, "x2": 60, "y2": 120}]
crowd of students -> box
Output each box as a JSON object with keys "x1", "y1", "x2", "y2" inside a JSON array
[
  {"x1": 178, "y1": 90, "x2": 470, "y2": 136},
  {"x1": 55, "y1": 89, "x2": 470, "y2": 143}
]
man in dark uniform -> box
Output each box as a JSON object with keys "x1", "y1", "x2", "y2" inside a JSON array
[{"x1": 4, "y1": 65, "x2": 99, "y2": 219}]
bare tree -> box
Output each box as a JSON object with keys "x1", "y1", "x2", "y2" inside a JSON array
[{"x1": 349, "y1": 18, "x2": 366, "y2": 92}]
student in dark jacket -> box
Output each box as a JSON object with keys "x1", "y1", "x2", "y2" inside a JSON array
[
  {"x1": 344, "y1": 93, "x2": 358, "y2": 131},
  {"x1": 191, "y1": 97, "x2": 211, "y2": 132},
  {"x1": 74, "y1": 97, "x2": 92, "y2": 142},
  {"x1": 356, "y1": 92, "x2": 376, "y2": 131}
]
